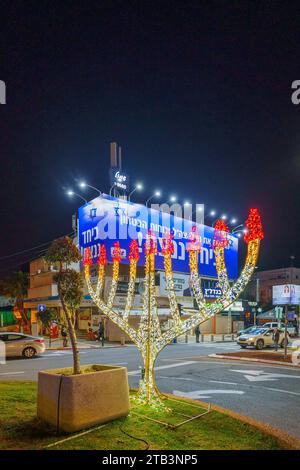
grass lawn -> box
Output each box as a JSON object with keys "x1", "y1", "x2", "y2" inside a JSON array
[{"x1": 0, "y1": 381, "x2": 294, "y2": 450}]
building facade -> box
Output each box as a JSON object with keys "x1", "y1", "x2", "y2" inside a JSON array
[{"x1": 246, "y1": 267, "x2": 300, "y2": 307}]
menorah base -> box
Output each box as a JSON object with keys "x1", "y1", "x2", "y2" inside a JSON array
[{"x1": 131, "y1": 380, "x2": 170, "y2": 411}]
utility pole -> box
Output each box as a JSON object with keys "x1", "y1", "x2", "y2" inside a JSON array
[
  {"x1": 228, "y1": 307, "x2": 232, "y2": 334},
  {"x1": 284, "y1": 304, "x2": 288, "y2": 359}
]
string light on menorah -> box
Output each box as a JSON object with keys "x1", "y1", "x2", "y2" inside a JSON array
[{"x1": 84, "y1": 208, "x2": 264, "y2": 407}]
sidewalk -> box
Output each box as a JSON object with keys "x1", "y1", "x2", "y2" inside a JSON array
[
  {"x1": 45, "y1": 338, "x2": 126, "y2": 350},
  {"x1": 209, "y1": 350, "x2": 300, "y2": 368},
  {"x1": 177, "y1": 333, "x2": 236, "y2": 343}
]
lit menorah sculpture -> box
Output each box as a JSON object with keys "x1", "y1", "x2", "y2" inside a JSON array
[{"x1": 84, "y1": 208, "x2": 263, "y2": 406}]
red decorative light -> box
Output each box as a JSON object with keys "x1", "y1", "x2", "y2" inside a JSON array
[
  {"x1": 129, "y1": 239, "x2": 140, "y2": 261},
  {"x1": 244, "y1": 208, "x2": 264, "y2": 243},
  {"x1": 187, "y1": 225, "x2": 201, "y2": 252},
  {"x1": 83, "y1": 247, "x2": 92, "y2": 266},
  {"x1": 213, "y1": 219, "x2": 229, "y2": 248},
  {"x1": 162, "y1": 230, "x2": 174, "y2": 255},
  {"x1": 145, "y1": 230, "x2": 157, "y2": 255},
  {"x1": 112, "y1": 241, "x2": 122, "y2": 262},
  {"x1": 98, "y1": 245, "x2": 107, "y2": 265}
]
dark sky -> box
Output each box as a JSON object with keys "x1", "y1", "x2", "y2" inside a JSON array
[{"x1": 0, "y1": 0, "x2": 299, "y2": 274}]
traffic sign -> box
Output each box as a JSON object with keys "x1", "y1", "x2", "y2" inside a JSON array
[{"x1": 38, "y1": 304, "x2": 46, "y2": 313}]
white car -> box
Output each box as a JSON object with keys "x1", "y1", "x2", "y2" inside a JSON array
[
  {"x1": 263, "y1": 322, "x2": 297, "y2": 337},
  {"x1": 0, "y1": 332, "x2": 46, "y2": 358}
]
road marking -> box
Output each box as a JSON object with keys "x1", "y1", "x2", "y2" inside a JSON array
[
  {"x1": 265, "y1": 387, "x2": 300, "y2": 397},
  {"x1": 0, "y1": 371, "x2": 25, "y2": 376},
  {"x1": 157, "y1": 376, "x2": 195, "y2": 381},
  {"x1": 173, "y1": 389, "x2": 245, "y2": 399},
  {"x1": 128, "y1": 360, "x2": 197, "y2": 376},
  {"x1": 209, "y1": 380, "x2": 238, "y2": 385},
  {"x1": 231, "y1": 369, "x2": 300, "y2": 382},
  {"x1": 42, "y1": 351, "x2": 87, "y2": 357},
  {"x1": 161, "y1": 358, "x2": 239, "y2": 365}
]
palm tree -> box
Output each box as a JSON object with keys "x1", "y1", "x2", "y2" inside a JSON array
[{"x1": 0, "y1": 271, "x2": 29, "y2": 326}]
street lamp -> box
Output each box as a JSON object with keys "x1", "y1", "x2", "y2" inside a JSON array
[
  {"x1": 109, "y1": 184, "x2": 115, "y2": 196},
  {"x1": 232, "y1": 223, "x2": 244, "y2": 233},
  {"x1": 145, "y1": 190, "x2": 161, "y2": 207},
  {"x1": 66, "y1": 190, "x2": 88, "y2": 204},
  {"x1": 79, "y1": 181, "x2": 102, "y2": 196},
  {"x1": 162, "y1": 195, "x2": 177, "y2": 204},
  {"x1": 128, "y1": 183, "x2": 143, "y2": 201},
  {"x1": 211, "y1": 213, "x2": 227, "y2": 227}
]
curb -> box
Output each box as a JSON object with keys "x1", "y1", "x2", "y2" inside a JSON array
[{"x1": 208, "y1": 353, "x2": 300, "y2": 368}]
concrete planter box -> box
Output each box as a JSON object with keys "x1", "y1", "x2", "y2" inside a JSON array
[{"x1": 37, "y1": 364, "x2": 130, "y2": 433}]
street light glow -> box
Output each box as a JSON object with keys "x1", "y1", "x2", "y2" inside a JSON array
[
  {"x1": 221, "y1": 214, "x2": 227, "y2": 220},
  {"x1": 155, "y1": 191, "x2": 161, "y2": 197},
  {"x1": 136, "y1": 183, "x2": 143, "y2": 190},
  {"x1": 170, "y1": 195, "x2": 177, "y2": 203},
  {"x1": 231, "y1": 218, "x2": 237, "y2": 224},
  {"x1": 78, "y1": 181, "x2": 102, "y2": 195},
  {"x1": 210, "y1": 210, "x2": 216, "y2": 217},
  {"x1": 66, "y1": 190, "x2": 88, "y2": 203},
  {"x1": 184, "y1": 201, "x2": 191, "y2": 206}
]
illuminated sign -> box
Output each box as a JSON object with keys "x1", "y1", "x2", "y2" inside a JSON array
[
  {"x1": 78, "y1": 194, "x2": 238, "y2": 278},
  {"x1": 272, "y1": 284, "x2": 300, "y2": 305},
  {"x1": 110, "y1": 169, "x2": 129, "y2": 192}
]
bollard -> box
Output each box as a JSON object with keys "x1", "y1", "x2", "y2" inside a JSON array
[
  {"x1": 222, "y1": 334, "x2": 225, "y2": 341},
  {"x1": 211, "y1": 334, "x2": 214, "y2": 342},
  {"x1": 201, "y1": 334, "x2": 204, "y2": 342},
  {"x1": 120, "y1": 336, "x2": 125, "y2": 346},
  {"x1": 185, "y1": 334, "x2": 188, "y2": 343}
]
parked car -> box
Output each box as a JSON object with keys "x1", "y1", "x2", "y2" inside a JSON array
[
  {"x1": 236, "y1": 326, "x2": 258, "y2": 337},
  {"x1": 237, "y1": 327, "x2": 289, "y2": 350},
  {"x1": 0, "y1": 332, "x2": 45, "y2": 358},
  {"x1": 262, "y1": 322, "x2": 297, "y2": 337}
]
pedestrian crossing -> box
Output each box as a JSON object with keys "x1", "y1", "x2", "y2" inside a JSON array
[{"x1": 42, "y1": 351, "x2": 87, "y2": 357}]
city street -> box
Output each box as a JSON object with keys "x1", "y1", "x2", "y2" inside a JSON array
[{"x1": 1, "y1": 341, "x2": 300, "y2": 440}]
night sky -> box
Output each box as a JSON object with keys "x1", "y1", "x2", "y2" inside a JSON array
[{"x1": 0, "y1": 1, "x2": 299, "y2": 275}]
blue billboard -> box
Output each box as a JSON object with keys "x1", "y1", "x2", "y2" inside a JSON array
[{"x1": 78, "y1": 194, "x2": 238, "y2": 279}]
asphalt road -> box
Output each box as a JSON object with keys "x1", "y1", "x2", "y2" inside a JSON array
[{"x1": 1, "y1": 341, "x2": 300, "y2": 439}]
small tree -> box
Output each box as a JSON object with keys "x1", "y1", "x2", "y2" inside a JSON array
[
  {"x1": 0, "y1": 271, "x2": 29, "y2": 326},
  {"x1": 45, "y1": 237, "x2": 83, "y2": 375},
  {"x1": 37, "y1": 308, "x2": 58, "y2": 332}
]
